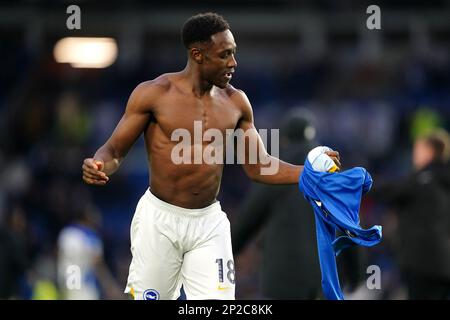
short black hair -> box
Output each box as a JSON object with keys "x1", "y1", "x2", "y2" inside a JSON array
[{"x1": 181, "y1": 12, "x2": 230, "y2": 49}]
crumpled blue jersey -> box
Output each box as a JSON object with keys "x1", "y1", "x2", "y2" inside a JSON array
[{"x1": 299, "y1": 159, "x2": 382, "y2": 300}]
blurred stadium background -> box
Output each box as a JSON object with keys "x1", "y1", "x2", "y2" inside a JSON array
[{"x1": 1, "y1": 0, "x2": 450, "y2": 299}]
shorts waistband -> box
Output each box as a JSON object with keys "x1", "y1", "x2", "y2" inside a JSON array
[{"x1": 145, "y1": 189, "x2": 221, "y2": 217}]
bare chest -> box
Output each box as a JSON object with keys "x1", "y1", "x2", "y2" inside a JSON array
[{"x1": 153, "y1": 92, "x2": 241, "y2": 139}]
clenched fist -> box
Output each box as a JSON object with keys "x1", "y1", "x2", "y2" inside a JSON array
[{"x1": 82, "y1": 158, "x2": 109, "y2": 186}]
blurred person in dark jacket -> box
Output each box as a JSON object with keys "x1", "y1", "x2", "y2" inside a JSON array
[
  {"x1": 231, "y1": 108, "x2": 323, "y2": 299},
  {"x1": 232, "y1": 109, "x2": 366, "y2": 299},
  {"x1": 0, "y1": 204, "x2": 29, "y2": 299},
  {"x1": 371, "y1": 129, "x2": 450, "y2": 299}
]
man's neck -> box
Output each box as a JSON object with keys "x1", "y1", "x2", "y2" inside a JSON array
[{"x1": 182, "y1": 63, "x2": 214, "y2": 97}]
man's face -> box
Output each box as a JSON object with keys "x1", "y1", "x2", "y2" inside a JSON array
[
  {"x1": 413, "y1": 138, "x2": 435, "y2": 171},
  {"x1": 198, "y1": 29, "x2": 237, "y2": 88}
]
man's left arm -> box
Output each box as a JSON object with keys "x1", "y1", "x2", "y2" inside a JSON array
[{"x1": 234, "y1": 90, "x2": 340, "y2": 184}]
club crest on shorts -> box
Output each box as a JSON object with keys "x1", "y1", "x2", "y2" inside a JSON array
[{"x1": 143, "y1": 289, "x2": 160, "y2": 300}]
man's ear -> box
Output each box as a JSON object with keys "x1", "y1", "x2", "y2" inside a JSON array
[{"x1": 190, "y1": 47, "x2": 203, "y2": 64}]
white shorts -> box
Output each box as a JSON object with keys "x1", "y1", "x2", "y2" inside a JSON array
[{"x1": 124, "y1": 189, "x2": 235, "y2": 300}]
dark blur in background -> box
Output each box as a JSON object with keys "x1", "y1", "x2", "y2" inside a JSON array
[{"x1": 1, "y1": 0, "x2": 450, "y2": 299}]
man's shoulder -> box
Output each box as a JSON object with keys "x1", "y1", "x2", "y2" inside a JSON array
[
  {"x1": 135, "y1": 74, "x2": 173, "y2": 95},
  {"x1": 224, "y1": 84, "x2": 252, "y2": 115},
  {"x1": 224, "y1": 84, "x2": 246, "y2": 99},
  {"x1": 128, "y1": 74, "x2": 176, "y2": 109},
  {"x1": 224, "y1": 84, "x2": 251, "y2": 107}
]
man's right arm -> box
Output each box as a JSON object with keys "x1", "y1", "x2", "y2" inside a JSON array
[{"x1": 82, "y1": 81, "x2": 161, "y2": 186}]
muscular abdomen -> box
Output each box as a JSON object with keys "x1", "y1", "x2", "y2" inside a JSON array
[{"x1": 145, "y1": 122, "x2": 224, "y2": 209}]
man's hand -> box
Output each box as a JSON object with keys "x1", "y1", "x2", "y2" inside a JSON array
[
  {"x1": 325, "y1": 150, "x2": 342, "y2": 171},
  {"x1": 82, "y1": 158, "x2": 109, "y2": 186}
]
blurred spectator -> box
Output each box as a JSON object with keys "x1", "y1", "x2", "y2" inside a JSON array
[
  {"x1": 232, "y1": 108, "x2": 378, "y2": 299},
  {"x1": 232, "y1": 108, "x2": 323, "y2": 299},
  {"x1": 371, "y1": 129, "x2": 450, "y2": 299},
  {"x1": 0, "y1": 204, "x2": 29, "y2": 299},
  {"x1": 57, "y1": 204, "x2": 123, "y2": 300}
]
